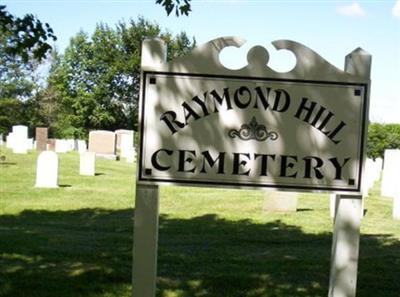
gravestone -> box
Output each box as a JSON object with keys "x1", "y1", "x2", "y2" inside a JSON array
[
  {"x1": 26, "y1": 138, "x2": 34, "y2": 150},
  {"x1": 381, "y1": 150, "x2": 400, "y2": 198},
  {"x1": 375, "y1": 157, "x2": 383, "y2": 173},
  {"x1": 381, "y1": 150, "x2": 400, "y2": 220},
  {"x1": 35, "y1": 151, "x2": 58, "y2": 188},
  {"x1": 12, "y1": 125, "x2": 28, "y2": 154},
  {"x1": 0, "y1": 133, "x2": 3, "y2": 146},
  {"x1": 120, "y1": 133, "x2": 134, "y2": 158},
  {"x1": 77, "y1": 140, "x2": 87, "y2": 154},
  {"x1": 36, "y1": 127, "x2": 48, "y2": 151},
  {"x1": 66, "y1": 139, "x2": 75, "y2": 151},
  {"x1": 115, "y1": 129, "x2": 133, "y2": 150},
  {"x1": 80, "y1": 152, "x2": 96, "y2": 176},
  {"x1": 126, "y1": 148, "x2": 136, "y2": 163},
  {"x1": 47, "y1": 138, "x2": 56, "y2": 151},
  {"x1": 88, "y1": 130, "x2": 116, "y2": 160},
  {"x1": 6, "y1": 133, "x2": 14, "y2": 149},
  {"x1": 263, "y1": 191, "x2": 298, "y2": 212},
  {"x1": 55, "y1": 139, "x2": 69, "y2": 153},
  {"x1": 362, "y1": 158, "x2": 382, "y2": 197}
]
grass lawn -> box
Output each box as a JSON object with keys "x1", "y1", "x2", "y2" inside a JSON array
[{"x1": 0, "y1": 146, "x2": 399, "y2": 297}]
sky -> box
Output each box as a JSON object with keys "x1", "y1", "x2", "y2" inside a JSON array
[{"x1": 3, "y1": 0, "x2": 400, "y2": 123}]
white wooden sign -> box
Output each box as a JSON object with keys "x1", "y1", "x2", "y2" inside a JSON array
[
  {"x1": 133, "y1": 37, "x2": 371, "y2": 297},
  {"x1": 138, "y1": 38, "x2": 369, "y2": 193}
]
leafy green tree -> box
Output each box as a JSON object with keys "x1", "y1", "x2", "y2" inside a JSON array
[
  {"x1": 0, "y1": 5, "x2": 56, "y2": 135},
  {"x1": 367, "y1": 123, "x2": 400, "y2": 159},
  {"x1": 46, "y1": 18, "x2": 194, "y2": 139},
  {"x1": 0, "y1": 29, "x2": 38, "y2": 135},
  {"x1": 156, "y1": 0, "x2": 192, "y2": 16},
  {"x1": 0, "y1": 5, "x2": 56, "y2": 62}
]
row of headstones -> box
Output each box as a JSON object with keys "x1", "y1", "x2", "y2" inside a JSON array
[
  {"x1": 88, "y1": 129, "x2": 136, "y2": 162},
  {"x1": 4, "y1": 125, "x2": 34, "y2": 153},
  {"x1": 264, "y1": 151, "x2": 399, "y2": 220},
  {"x1": 2, "y1": 126, "x2": 136, "y2": 162},
  {"x1": 3, "y1": 125, "x2": 85, "y2": 154},
  {"x1": 35, "y1": 151, "x2": 97, "y2": 188}
]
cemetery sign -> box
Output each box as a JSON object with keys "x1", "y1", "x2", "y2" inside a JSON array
[{"x1": 138, "y1": 37, "x2": 370, "y2": 193}]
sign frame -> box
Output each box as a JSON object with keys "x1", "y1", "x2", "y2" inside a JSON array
[
  {"x1": 132, "y1": 37, "x2": 372, "y2": 297},
  {"x1": 138, "y1": 70, "x2": 369, "y2": 193}
]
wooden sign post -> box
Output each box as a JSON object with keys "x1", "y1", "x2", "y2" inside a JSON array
[{"x1": 133, "y1": 37, "x2": 371, "y2": 297}]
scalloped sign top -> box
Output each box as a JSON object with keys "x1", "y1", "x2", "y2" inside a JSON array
[{"x1": 138, "y1": 37, "x2": 371, "y2": 193}]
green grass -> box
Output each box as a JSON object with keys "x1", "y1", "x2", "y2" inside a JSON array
[{"x1": 0, "y1": 146, "x2": 399, "y2": 297}]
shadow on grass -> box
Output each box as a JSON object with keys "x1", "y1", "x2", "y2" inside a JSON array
[
  {"x1": 0, "y1": 209, "x2": 399, "y2": 297},
  {"x1": 0, "y1": 162, "x2": 17, "y2": 166}
]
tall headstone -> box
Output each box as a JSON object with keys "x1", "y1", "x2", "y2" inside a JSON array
[
  {"x1": 115, "y1": 129, "x2": 134, "y2": 150},
  {"x1": 126, "y1": 148, "x2": 136, "y2": 163},
  {"x1": 12, "y1": 125, "x2": 28, "y2": 154},
  {"x1": 88, "y1": 130, "x2": 116, "y2": 160},
  {"x1": 381, "y1": 150, "x2": 400, "y2": 198},
  {"x1": 6, "y1": 133, "x2": 14, "y2": 148},
  {"x1": 36, "y1": 127, "x2": 48, "y2": 151},
  {"x1": 80, "y1": 152, "x2": 96, "y2": 176},
  {"x1": 0, "y1": 133, "x2": 3, "y2": 146},
  {"x1": 361, "y1": 158, "x2": 382, "y2": 198},
  {"x1": 120, "y1": 133, "x2": 134, "y2": 158},
  {"x1": 35, "y1": 151, "x2": 59, "y2": 188},
  {"x1": 77, "y1": 140, "x2": 87, "y2": 154}
]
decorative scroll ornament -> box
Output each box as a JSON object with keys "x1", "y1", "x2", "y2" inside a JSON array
[{"x1": 228, "y1": 117, "x2": 278, "y2": 141}]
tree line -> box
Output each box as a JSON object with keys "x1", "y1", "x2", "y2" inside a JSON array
[
  {"x1": 1, "y1": 7, "x2": 399, "y2": 159},
  {"x1": 0, "y1": 16, "x2": 195, "y2": 139}
]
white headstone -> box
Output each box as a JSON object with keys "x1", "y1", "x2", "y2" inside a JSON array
[
  {"x1": 375, "y1": 158, "x2": 383, "y2": 173},
  {"x1": 80, "y1": 152, "x2": 96, "y2": 176},
  {"x1": 120, "y1": 133, "x2": 134, "y2": 158},
  {"x1": 35, "y1": 151, "x2": 59, "y2": 188},
  {"x1": 381, "y1": 149, "x2": 400, "y2": 198},
  {"x1": 66, "y1": 139, "x2": 75, "y2": 151},
  {"x1": 12, "y1": 125, "x2": 28, "y2": 154},
  {"x1": 126, "y1": 148, "x2": 136, "y2": 163},
  {"x1": 0, "y1": 133, "x2": 3, "y2": 146},
  {"x1": 55, "y1": 139, "x2": 70, "y2": 153},
  {"x1": 77, "y1": 140, "x2": 87, "y2": 154},
  {"x1": 26, "y1": 138, "x2": 34, "y2": 150},
  {"x1": 362, "y1": 158, "x2": 381, "y2": 196},
  {"x1": 6, "y1": 133, "x2": 14, "y2": 148}
]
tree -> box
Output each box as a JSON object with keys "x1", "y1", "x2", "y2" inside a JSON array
[
  {"x1": 45, "y1": 18, "x2": 195, "y2": 139},
  {"x1": 0, "y1": 29, "x2": 37, "y2": 135},
  {"x1": 367, "y1": 123, "x2": 400, "y2": 159},
  {"x1": 0, "y1": 5, "x2": 56, "y2": 135},
  {"x1": 0, "y1": 5, "x2": 56, "y2": 62},
  {"x1": 156, "y1": 0, "x2": 192, "y2": 16}
]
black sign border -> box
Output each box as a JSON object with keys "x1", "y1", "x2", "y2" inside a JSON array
[{"x1": 138, "y1": 71, "x2": 369, "y2": 193}]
